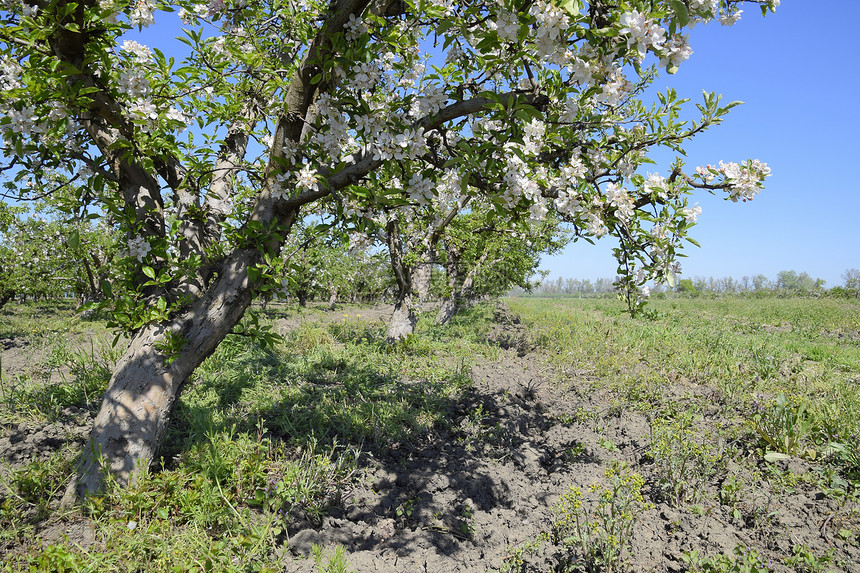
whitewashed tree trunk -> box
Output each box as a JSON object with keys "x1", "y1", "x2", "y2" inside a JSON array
[
  {"x1": 385, "y1": 299, "x2": 417, "y2": 342},
  {"x1": 412, "y1": 262, "x2": 432, "y2": 305},
  {"x1": 62, "y1": 248, "x2": 261, "y2": 503}
]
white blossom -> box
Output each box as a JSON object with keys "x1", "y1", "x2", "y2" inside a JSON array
[
  {"x1": 129, "y1": 0, "x2": 156, "y2": 28},
  {"x1": 682, "y1": 204, "x2": 702, "y2": 223},
  {"x1": 120, "y1": 40, "x2": 152, "y2": 64},
  {"x1": 127, "y1": 235, "x2": 151, "y2": 261}
]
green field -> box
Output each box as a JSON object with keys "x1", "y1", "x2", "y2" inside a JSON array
[
  {"x1": 509, "y1": 296, "x2": 860, "y2": 461},
  {"x1": 2, "y1": 296, "x2": 859, "y2": 571}
]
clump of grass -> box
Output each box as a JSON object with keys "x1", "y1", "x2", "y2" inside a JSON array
[{"x1": 286, "y1": 321, "x2": 337, "y2": 353}]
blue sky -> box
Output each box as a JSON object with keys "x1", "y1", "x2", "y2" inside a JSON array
[{"x1": 544, "y1": 0, "x2": 860, "y2": 287}]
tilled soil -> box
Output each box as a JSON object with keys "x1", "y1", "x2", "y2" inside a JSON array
[{"x1": 1, "y1": 303, "x2": 858, "y2": 571}]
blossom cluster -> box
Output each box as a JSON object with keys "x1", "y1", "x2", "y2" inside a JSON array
[
  {"x1": 696, "y1": 159, "x2": 771, "y2": 202},
  {"x1": 126, "y1": 235, "x2": 151, "y2": 261}
]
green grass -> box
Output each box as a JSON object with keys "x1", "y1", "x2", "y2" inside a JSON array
[
  {"x1": 506, "y1": 296, "x2": 860, "y2": 479},
  {"x1": 4, "y1": 296, "x2": 860, "y2": 570},
  {"x1": 0, "y1": 302, "x2": 500, "y2": 571}
]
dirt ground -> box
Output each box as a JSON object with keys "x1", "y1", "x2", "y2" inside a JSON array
[{"x1": 1, "y1": 303, "x2": 858, "y2": 571}]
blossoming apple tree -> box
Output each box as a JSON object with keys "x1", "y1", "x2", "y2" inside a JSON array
[
  {"x1": 434, "y1": 208, "x2": 568, "y2": 325},
  {"x1": 0, "y1": 203, "x2": 118, "y2": 306},
  {"x1": 0, "y1": 0, "x2": 776, "y2": 500}
]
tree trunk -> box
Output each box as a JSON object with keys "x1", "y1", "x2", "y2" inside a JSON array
[
  {"x1": 297, "y1": 290, "x2": 308, "y2": 307},
  {"x1": 435, "y1": 297, "x2": 459, "y2": 325},
  {"x1": 328, "y1": 291, "x2": 337, "y2": 310},
  {"x1": 384, "y1": 219, "x2": 418, "y2": 342},
  {"x1": 435, "y1": 244, "x2": 463, "y2": 326},
  {"x1": 412, "y1": 262, "x2": 432, "y2": 304},
  {"x1": 0, "y1": 289, "x2": 14, "y2": 310},
  {"x1": 62, "y1": 248, "x2": 258, "y2": 504},
  {"x1": 385, "y1": 298, "x2": 416, "y2": 343}
]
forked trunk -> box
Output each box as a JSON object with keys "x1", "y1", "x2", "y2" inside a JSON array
[{"x1": 63, "y1": 249, "x2": 257, "y2": 504}]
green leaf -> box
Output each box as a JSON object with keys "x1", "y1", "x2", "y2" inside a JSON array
[
  {"x1": 68, "y1": 229, "x2": 80, "y2": 250},
  {"x1": 558, "y1": 0, "x2": 581, "y2": 16},
  {"x1": 670, "y1": 0, "x2": 690, "y2": 28},
  {"x1": 764, "y1": 451, "x2": 790, "y2": 462},
  {"x1": 142, "y1": 266, "x2": 156, "y2": 279}
]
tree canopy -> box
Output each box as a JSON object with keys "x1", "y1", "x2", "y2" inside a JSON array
[{"x1": 0, "y1": 0, "x2": 778, "y2": 498}]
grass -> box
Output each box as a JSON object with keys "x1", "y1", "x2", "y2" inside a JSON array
[
  {"x1": 3, "y1": 296, "x2": 860, "y2": 570},
  {"x1": 0, "y1": 302, "x2": 499, "y2": 571},
  {"x1": 506, "y1": 296, "x2": 860, "y2": 480}
]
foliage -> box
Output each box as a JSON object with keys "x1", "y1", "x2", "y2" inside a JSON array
[
  {"x1": 784, "y1": 544, "x2": 838, "y2": 573},
  {"x1": 278, "y1": 224, "x2": 393, "y2": 305},
  {"x1": 442, "y1": 209, "x2": 569, "y2": 299},
  {"x1": 312, "y1": 544, "x2": 352, "y2": 573},
  {"x1": 748, "y1": 392, "x2": 816, "y2": 458},
  {"x1": 0, "y1": 0, "x2": 778, "y2": 332},
  {"x1": 681, "y1": 545, "x2": 772, "y2": 573},
  {"x1": 0, "y1": 205, "x2": 118, "y2": 304}
]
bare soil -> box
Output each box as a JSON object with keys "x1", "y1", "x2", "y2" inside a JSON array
[{"x1": 1, "y1": 303, "x2": 858, "y2": 571}]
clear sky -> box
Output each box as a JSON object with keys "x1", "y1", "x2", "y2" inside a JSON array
[{"x1": 543, "y1": 1, "x2": 860, "y2": 287}]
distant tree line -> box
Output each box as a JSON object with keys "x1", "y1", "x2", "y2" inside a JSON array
[{"x1": 518, "y1": 269, "x2": 860, "y2": 299}]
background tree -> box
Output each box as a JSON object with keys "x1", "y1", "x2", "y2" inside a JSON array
[
  {"x1": 0, "y1": 0, "x2": 777, "y2": 500},
  {"x1": 842, "y1": 269, "x2": 860, "y2": 291},
  {"x1": 436, "y1": 208, "x2": 568, "y2": 324},
  {"x1": 0, "y1": 205, "x2": 117, "y2": 305}
]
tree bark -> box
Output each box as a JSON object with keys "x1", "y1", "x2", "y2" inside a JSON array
[
  {"x1": 435, "y1": 245, "x2": 480, "y2": 325},
  {"x1": 412, "y1": 262, "x2": 432, "y2": 304},
  {"x1": 435, "y1": 297, "x2": 459, "y2": 325},
  {"x1": 385, "y1": 298, "x2": 417, "y2": 343},
  {"x1": 384, "y1": 219, "x2": 418, "y2": 342},
  {"x1": 62, "y1": 244, "x2": 271, "y2": 504}
]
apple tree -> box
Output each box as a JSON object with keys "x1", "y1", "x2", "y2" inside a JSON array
[{"x1": 0, "y1": 0, "x2": 776, "y2": 500}]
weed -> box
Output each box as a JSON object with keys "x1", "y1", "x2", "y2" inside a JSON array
[
  {"x1": 553, "y1": 462, "x2": 653, "y2": 573},
  {"x1": 719, "y1": 474, "x2": 746, "y2": 523},
  {"x1": 681, "y1": 544, "x2": 772, "y2": 572},
  {"x1": 597, "y1": 437, "x2": 619, "y2": 452},
  {"x1": 250, "y1": 439, "x2": 357, "y2": 524},
  {"x1": 749, "y1": 393, "x2": 816, "y2": 458},
  {"x1": 312, "y1": 544, "x2": 352, "y2": 573},
  {"x1": 501, "y1": 533, "x2": 549, "y2": 573},
  {"x1": 287, "y1": 321, "x2": 336, "y2": 353},
  {"x1": 649, "y1": 412, "x2": 724, "y2": 506},
  {"x1": 0, "y1": 448, "x2": 76, "y2": 529},
  {"x1": 394, "y1": 496, "x2": 417, "y2": 523},
  {"x1": 785, "y1": 544, "x2": 838, "y2": 573}
]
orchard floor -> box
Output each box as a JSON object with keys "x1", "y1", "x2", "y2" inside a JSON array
[{"x1": 1, "y1": 301, "x2": 859, "y2": 571}]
